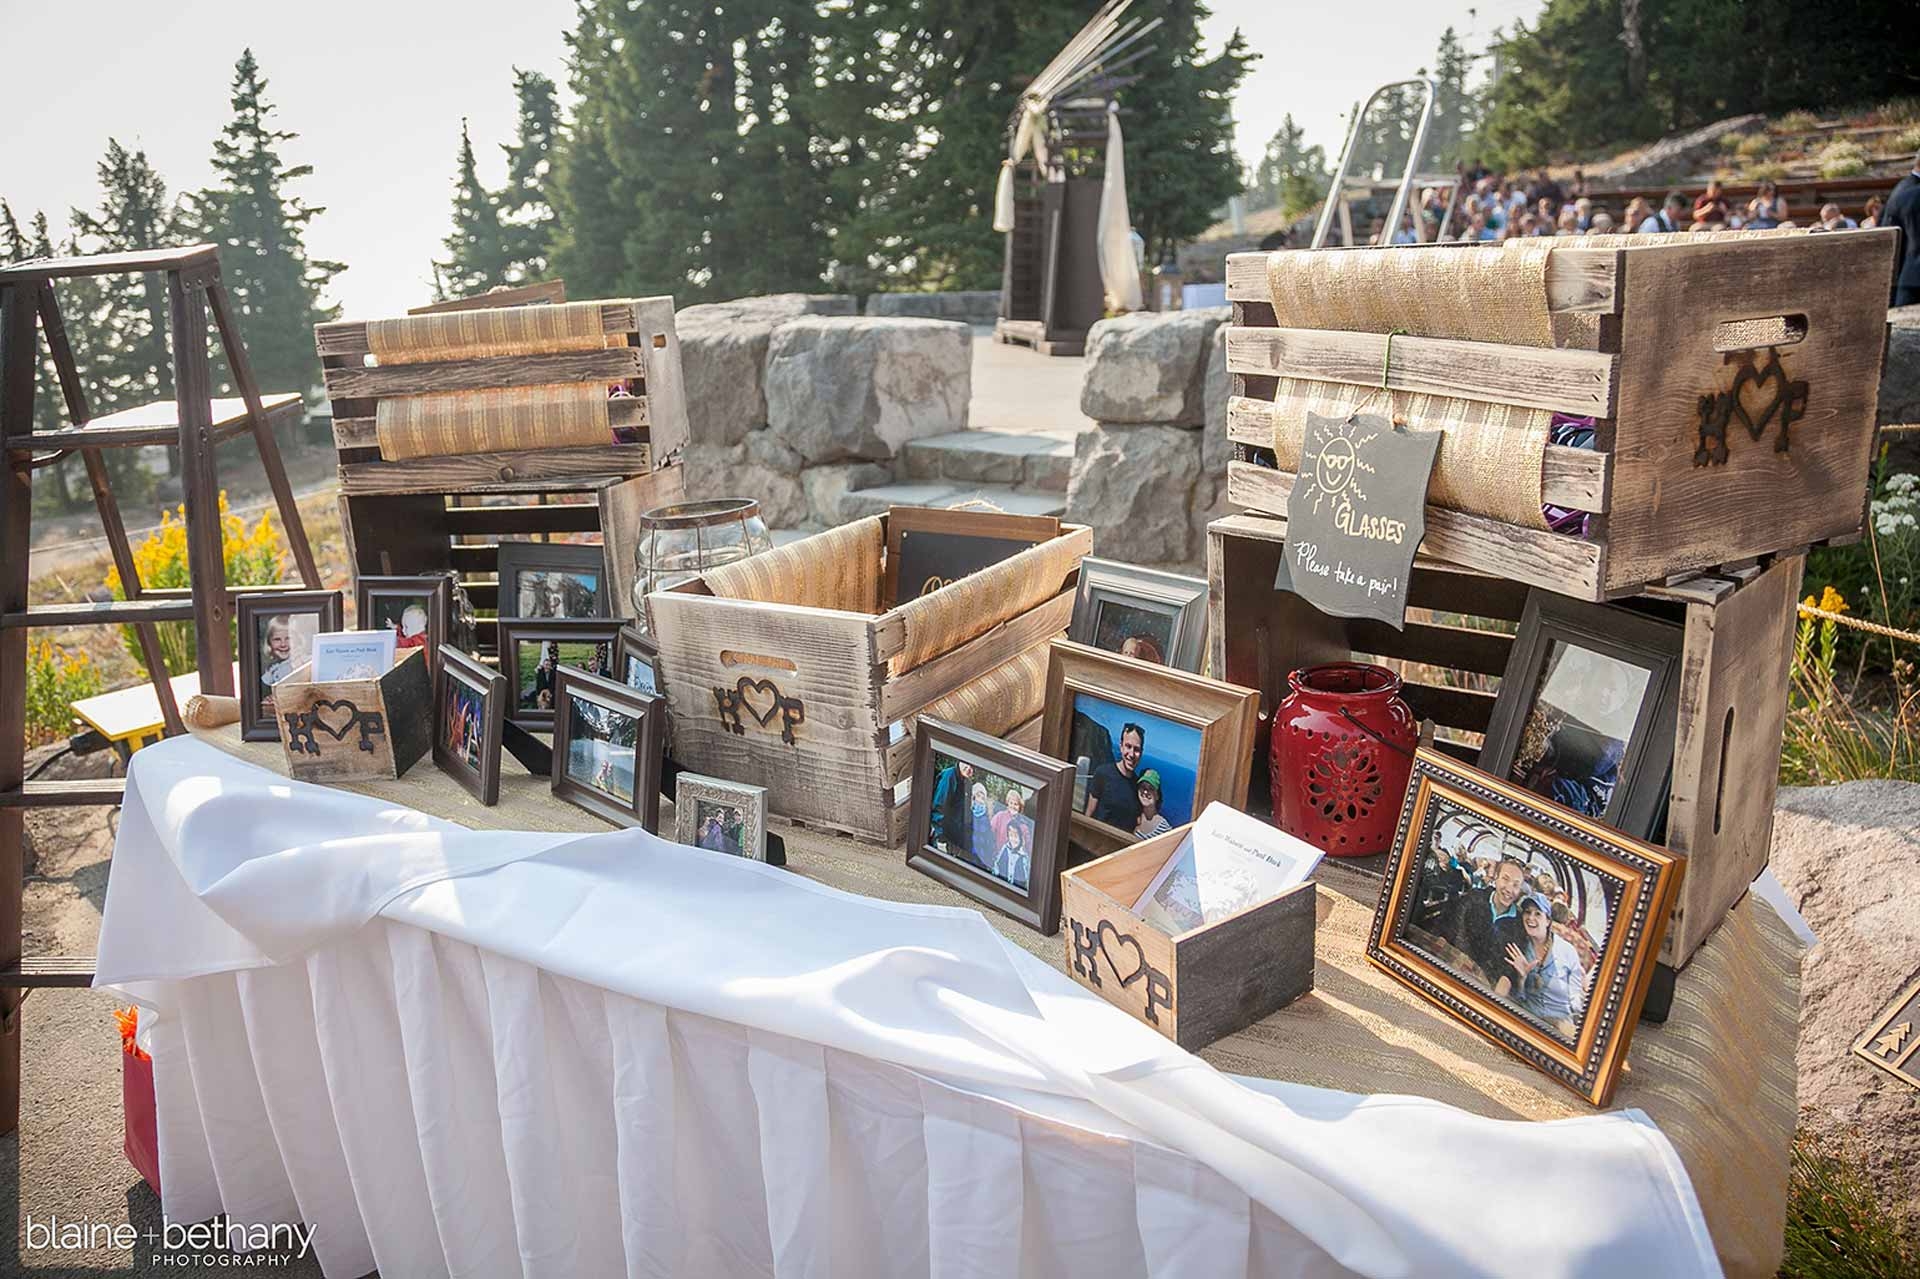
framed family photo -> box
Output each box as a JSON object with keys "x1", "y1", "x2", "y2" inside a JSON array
[
  {"x1": 497, "y1": 618, "x2": 622, "y2": 730},
  {"x1": 497, "y1": 542, "x2": 609, "y2": 620},
  {"x1": 1040, "y1": 640, "x2": 1260, "y2": 858},
  {"x1": 550, "y1": 668, "x2": 665, "y2": 830},
  {"x1": 673, "y1": 773, "x2": 769, "y2": 861},
  {"x1": 884, "y1": 508, "x2": 1060, "y2": 606},
  {"x1": 613, "y1": 623, "x2": 664, "y2": 697},
  {"x1": 1478, "y1": 593, "x2": 1683, "y2": 841},
  {"x1": 434, "y1": 647, "x2": 507, "y2": 805},
  {"x1": 1367, "y1": 748, "x2": 1683, "y2": 1107},
  {"x1": 236, "y1": 590, "x2": 343, "y2": 742},
  {"x1": 907, "y1": 717, "x2": 1074, "y2": 933},
  {"x1": 1069, "y1": 558, "x2": 1209, "y2": 672},
  {"x1": 355, "y1": 575, "x2": 452, "y2": 677}
]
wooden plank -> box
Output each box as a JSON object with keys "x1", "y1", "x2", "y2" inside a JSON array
[
  {"x1": 599, "y1": 466, "x2": 686, "y2": 622},
  {"x1": 1223, "y1": 247, "x2": 1621, "y2": 314},
  {"x1": 1225, "y1": 397, "x2": 1611, "y2": 512},
  {"x1": 407, "y1": 280, "x2": 567, "y2": 314},
  {"x1": 169, "y1": 277, "x2": 235, "y2": 695},
  {"x1": 321, "y1": 346, "x2": 642, "y2": 399},
  {"x1": 1171, "y1": 880, "x2": 1316, "y2": 1051},
  {"x1": 315, "y1": 302, "x2": 636, "y2": 356},
  {"x1": 630, "y1": 296, "x2": 689, "y2": 465},
  {"x1": 1226, "y1": 461, "x2": 1606, "y2": 599},
  {"x1": 0, "y1": 778, "x2": 126, "y2": 808},
  {"x1": 11, "y1": 394, "x2": 301, "y2": 449},
  {"x1": 333, "y1": 395, "x2": 649, "y2": 449},
  {"x1": 1345, "y1": 617, "x2": 1513, "y2": 678},
  {"x1": 0, "y1": 243, "x2": 217, "y2": 283},
  {"x1": 444, "y1": 503, "x2": 603, "y2": 536},
  {"x1": 1397, "y1": 680, "x2": 1498, "y2": 734},
  {"x1": 878, "y1": 587, "x2": 1075, "y2": 722},
  {"x1": 1224, "y1": 327, "x2": 1617, "y2": 417},
  {"x1": 1061, "y1": 832, "x2": 1186, "y2": 1039},
  {"x1": 338, "y1": 444, "x2": 652, "y2": 496},
  {"x1": 0, "y1": 284, "x2": 37, "y2": 1135},
  {"x1": 0, "y1": 956, "x2": 96, "y2": 988},
  {"x1": 2, "y1": 598, "x2": 201, "y2": 628}
]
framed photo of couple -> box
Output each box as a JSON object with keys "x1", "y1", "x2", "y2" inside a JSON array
[{"x1": 1367, "y1": 749, "x2": 1683, "y2": 1107}]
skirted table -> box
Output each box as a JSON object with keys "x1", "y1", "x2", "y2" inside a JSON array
[{"x1": 94, "y1": 731, "x2": 1798, "y2": 1278}]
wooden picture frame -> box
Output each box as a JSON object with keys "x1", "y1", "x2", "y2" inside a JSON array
[
  {"x1": 496, "y1": 618, "x2": 622, "y2": 730},
  {"x1": 1478, "y1": 592, "x2": 1684, "y2": 840},
  {"x1": 237, "y1": 590, "x2": 343, "y2": 742},
  {"x1": 1040, "y1": 640, "x2": 1260, "y2": 859},
  {"x1": 496, "y1": 541, "x2": 610, "y2": 620},
  {"x1": 673, "y1": 772, "x2": 769, "y2": 861},
  {"x1": 907, "y1": 717, "x2": 1074, "y2": 934},
  {"x1": 884, "y1": 507, "x2": 1061, "y2": 607},
  {"x1": 1367, "y1": 749, "x2": 1683, "y2": 1107},
  {"x1": 355, "y1": 574, "x2": 453, "y2": 678},
  {"x1": 434, "y1": 646, "x2": 507, "y2": 805},
  {"x1": 1069, "y1": 558, "x2": 1209, "y2": 672},
  {"x1": 613, "y1": 623, "x2": 665, "y2": 698},
  {"x1": 550, "y1": 667, "x2": 665, "y2": 830}
]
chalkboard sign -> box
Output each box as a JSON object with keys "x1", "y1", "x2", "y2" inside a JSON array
[
  {"x1": 885, "y1": 508, "x2": 1061, "y2": 606},
  {"x1": 1274, "y1": 412, "x2": 1441, "y2": 629}
]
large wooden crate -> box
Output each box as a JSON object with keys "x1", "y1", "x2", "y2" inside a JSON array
[
  {"x1": 1221, "y1": 231, "x2": 1896, "y2": 600},
  {"x1": 1207, "y1": 513, "x2": 1802, "y2": 970},
  {"x1": 648, "y1": 515, "x2": 1091, "y2": 844}
]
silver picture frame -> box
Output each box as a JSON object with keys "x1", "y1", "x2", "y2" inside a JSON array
[
  {"x1": 673, "y1": 772, "x2": 770, "y2": 862},
  {"x1": 1069, "y1": 558, "x2": 1209, "y2": 673}
]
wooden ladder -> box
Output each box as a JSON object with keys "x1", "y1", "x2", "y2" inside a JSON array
[{"x1": 0, "y1": 243, "x2": 318, "y2": 1134}]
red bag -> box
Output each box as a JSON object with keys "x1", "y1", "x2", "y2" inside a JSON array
[{"x1": 117, "y1": 1008, "x2": 160, "y2": 1195}]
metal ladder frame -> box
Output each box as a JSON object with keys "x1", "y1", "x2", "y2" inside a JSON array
[{"x1": 1311, "y1": 78, "x2": 1439, "y2": 250}]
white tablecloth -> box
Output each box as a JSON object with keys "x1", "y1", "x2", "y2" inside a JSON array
[{"x1": 96, "y1": 738, "x2": 1722, "y2": 1278}]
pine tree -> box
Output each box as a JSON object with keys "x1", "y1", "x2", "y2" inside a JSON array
[
  {"x1": 1425, "y1": 28, "x2": 1481, "y2": 171},
  {"x1": 498, "y1": 69, "x2": 559, "y2": 282},
  {"x1": 434, "y1": 121, "x2": 513, "y2": 299},
  {"x1": 1251, "y1": 116, "x2": 1327, "y2": 219},
  {"x1": 185, "y1": 49, "x2": 343, "y2": 406},
  {"x1": 27, "y1": 213, "x2": 54, "y2": 260},
  {"x1": 0, "y1": 201, "x2": 25, "y2": 261},
  {"x1": 71, "y1": 139, "x2": 177, "y2": 413}
]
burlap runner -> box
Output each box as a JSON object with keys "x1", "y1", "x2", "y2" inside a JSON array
[
  {"x1": 1257, "y1": 382, "x2": 1551, "y2": 529},
  {"x1": 907, "y1": 645, "x2": 1050, "y2": 738},
  {"x1": 376, "y1": 383, "x2": 613, "y2": 461},
  {"x1": 187, "y1": 727, "x2": 1796, "y2": 1277},
  {"x1": 702, "y1": 516, "x2": 885, "y2": 615},
  {"x1": 888, "y1": 532, "x2": 1087, "y2": 674},
  {"x1": 365, "y1": 300, "x2": 611, "y2": 365},
  {"x1": 1265, "y1": 241, "x2": 1556, "y2": 347}
]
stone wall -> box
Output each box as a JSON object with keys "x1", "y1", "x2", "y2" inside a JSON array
[
  {"x1": 675, "y1": 294, "x2": 971, "y2": 529},
  {"x1": 864, "y1": 290, "x2": 1001, "y2": 326},
  {"x1": 1063, "y1": 307, "x2": 1232, "y2": 571}
]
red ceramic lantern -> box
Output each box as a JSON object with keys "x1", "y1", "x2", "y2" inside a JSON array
[{"x1": 1270, "y1": 662, "x2": 1418, "y2": 857}]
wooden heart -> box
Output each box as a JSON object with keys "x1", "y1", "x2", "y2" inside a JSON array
[
  {"x1": 734, "y1": 678, "x2": 784, "y2": 728},
  {"x1": 1096, "y1": 917, "x2": 1149, "y2": 988},
  {"x1": 308, "y1": 699, "x2": 362, "y2": 741}
]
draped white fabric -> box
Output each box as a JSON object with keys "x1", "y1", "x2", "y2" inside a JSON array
[
  {"x1": 1097, "y1": 103, "x2": 1145, "y2": 312},
  {"x1": 992, "y1": 102, "x2": 1051, "y2": 234},
  {"x1": 97, "y1": 739, "x2": 1723, "y2": 1279}
]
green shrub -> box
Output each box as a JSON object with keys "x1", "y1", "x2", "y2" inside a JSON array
[
  {"x1": 1780, "y1": 1133, "x2": 1917, "y2": 1278},
  {"x1": 1777, "y1": 109, "x2": 1823, "y2": 135},
  {"x1": 1817, "y1": 140, "x2": 1871, "y2": 178},
  {"x1": 1894, "y1": 124, "x2": 1920, "y2": 154},
  {"x1": 24, "y1": 640, "x2": 103, "y2": 748},
  {"x1": 1735, "y1": 132, "x2": 1775, "y2": 159},
  {"x1": 1780, "y1": 590, "x2": 1920, "y2": 786},
  {"x1": 1806, "y1": 469, "x2": 1920, "y2": 672},
  {"x1": 1746, "y1": 160, "x2": 1789, "y2": 182}
]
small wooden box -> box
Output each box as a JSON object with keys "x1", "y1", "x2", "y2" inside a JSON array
[
  {"x1": 1060, "y1": 823, "x2": 1318, "y2": 1051},
  {"x1": 272, "y1": 647, "x2": 434, "y2": 783},
  {"x1": 1221, "y1": 231, "x2": 1897, "y2": 600},
  {"x1": 1208, "y1": 512, "x2": 1802, "y2": 969}
]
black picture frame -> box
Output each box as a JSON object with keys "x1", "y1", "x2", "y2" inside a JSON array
[
  {"x1": 550, "y1": 667, "x2": 665, "y2": 831},
  {"x1": 1477, "y1": 592, "x2": 1683, "y2": 841},
  {"x1": 496, "y1": 618, "x2": 622, "y2": 731},
  {"x1": 613, "y1": 623, "x2": 665, "y2": 698},
  {"x1": 354, "y1": 575, "x2": 453, "y2": 678},
  {"x1": 434, "y1": 646, "x2": 507, "y2": 805},
  {"x1": 1367, "y1": 749, "x2": 1683, "y2": 1107},
  {"x1": 237, "y1": 590, "x2": 344, "y2": 742},
  {"x1": 906, "y1": 717, "x2": 1075, "y2": 934},
  {"x1": 883, "y1": 507, "x2": 1060, "y2": 606},
  {"x1": 496, "y1": 542, "x2": 610, "y2": 620}
]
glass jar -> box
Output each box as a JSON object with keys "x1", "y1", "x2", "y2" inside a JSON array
[{"x1": 631, "y1": 498, "x2": 772, "y2": 626}]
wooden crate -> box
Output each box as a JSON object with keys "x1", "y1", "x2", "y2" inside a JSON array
[
  {"x1": 272, "y1": 647, "x2": 433, "y2": 783},
  {"x1": 648, "y1": 516, "x2": 1092, "y2": 844},
  {"x1": 1060, "y1": 822, "x2": 1317, "y2": 1051},
  {"x1": 1221, "y1": 231, "x2": 1896, "y2": 600},
  {"x1": 1207, "y1": 512, "x2": 1802, "y2": 971}
]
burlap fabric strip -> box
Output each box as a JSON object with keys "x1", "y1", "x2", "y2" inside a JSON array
[
  {"x1": 906, "y1": 645, "x2": 1050, "y2": 740},
  {"x1": 702, "y1": 516, "x2": 885, "y2": 615},
  {"x1": 365, "y1": 300, "x2": 612, "y2": 365},
  {"x1": 1265, "y1": 241, "x2": 1556, "y2": 348},
  {"x1": 377, "y1": 383, "x2": 614, "y2": 461},
  {"x1": 1258, "y1": 379, "x2": 1552, "y2": 529}
]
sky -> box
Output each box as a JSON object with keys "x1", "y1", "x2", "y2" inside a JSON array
[{"x1": 0, "y1": 0, "x2": 1546, "y2": 322}]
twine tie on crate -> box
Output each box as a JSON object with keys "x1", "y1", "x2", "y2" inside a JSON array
[{"x1": 1797, "y1": 603, "x2": 1920, "y2": 647}]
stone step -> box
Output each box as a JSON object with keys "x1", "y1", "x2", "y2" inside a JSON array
[
  {"x1": 836, "y1": 480, "x2": 1067, "y2": 524},
  {"x1": 898, "y1": 429, "x2": 1076, "y2": 493}
]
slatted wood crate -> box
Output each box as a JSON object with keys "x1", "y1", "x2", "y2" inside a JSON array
[
  {"x1": 648, "y1": 513, "x2": 1092, "y2": 844},
  {"x1": 1221, "y1": 231, "x2": 1896, "y2": 600},
  {"x1": 1207, "y1": 512, "x2": 1802, "y2": 971}
]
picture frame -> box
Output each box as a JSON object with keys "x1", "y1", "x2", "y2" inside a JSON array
[
  {"x1": 355, "y1": 575, "x2": 453, "y2": 678},
  {"x1": 1040, "y1": 640, "x2": 1261, "y2": 858},
  {"x1": 673, "y1": 772, "x2": 770, "y2": 861},
  {"x1": 550, "y1": 667, "x2": 665, "y2": 831},
  {"x1": 496, "y1": 541, "x2": 610, "y2": 620},
  {"x1": 884, "y1": 507, "x2": 1060, "y2": 607},
  {"x1": 1478, "y1": 592, "x2": 1684, "y2": 840},
  {"x1": 1366, "y1": 748, "x2": 1683, "y2": 1107},
  {"x1": 613, "y1": 623, "x2": 665, "y2": 698},
  {"x1": 906, "y1": 717, "x2": 1075, "y2": 934},
  {"x1": 434, "y1": 646, "x2": 507, "y2": 805},
  {"x1": 1069, "y1": 558, "x2": 1209, "y2": 672},
  {"x1": 496, "y1": 618, "x2": 622, "y2": 730},
  {"x1": 236, "y1": 590, "x2": 343, "y2": 742}
]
